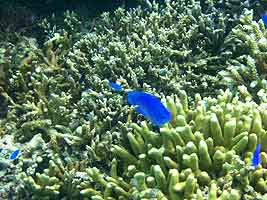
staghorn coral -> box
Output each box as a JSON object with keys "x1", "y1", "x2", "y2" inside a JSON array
[
  {"x1": 2, "y1": 1, "x2": 267, "y2": 199},
  {"x1": 79, "y1": 89, "x2": 267, "y2": 199},
  {"x1": 2, "y1": 0, "x2": 265, "y2": 149},
  {"x1": 0, "y1": 27, "x2": 121, "y2": 142},
  {"x1": 67, "y1": 0, "x2": 234, "y2": 98},
  {"x1": 220, "y1": 9, "x2": 267, "y2": 103},
  {"x1": 65, "y1": 0, "x2": 267, "y2": 100},
  {"x1": 0, "y1": 30, "x2": 130, "y2": 198},
  {"x1": 0, "y1": 2, "x2": 234, "y2": 188}
]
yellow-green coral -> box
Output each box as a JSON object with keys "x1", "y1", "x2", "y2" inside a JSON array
[
  {"x1": 79, "y1": 89, "x2": 267, "y2": 199},
  {"x1": 2, "y1": 1, "x2": 267, "y2": 199},
  {"x1": 220, "y1": 10, "x2": 267, "y2": 102},
  {"x1": 18, "y1": 158, "x2": 86, "y2": 199}
]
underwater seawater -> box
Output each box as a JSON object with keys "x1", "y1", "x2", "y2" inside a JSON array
[{"x1": 1, "y1": 0, "x2": 267, "y2": 199}]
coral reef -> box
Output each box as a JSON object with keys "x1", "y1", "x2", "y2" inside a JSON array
[
  {"x1": 78, "y1": 89, "x2": 267, "y2": 199},
  {"x1": 68, "y1": 0, "x2": 231, "y2": 98},
  {"x1": 65, "y1": 0, "x2": 267, "y2": 100},
  {"x1": 9, "y1": 89, "x2": 267, "y2": 199},
  {"x1": 1, "y1": 0, "x2": 267, "y2": 199}
]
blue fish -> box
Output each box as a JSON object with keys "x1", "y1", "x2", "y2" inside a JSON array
[
  {"x1": 109, "y1": 81, "x2": 123, "y2": 91},
  {"x1": 9, "y1": 149, "x2": 20, "y2": 160},
  {"x1": 127, "y1": 91, "x2": 172, "y2": 126},
  {"x1": 252, "y1": 144, "x2": 261, "y2": 167},
  {"x1": 203, "y1": 99, "x2": 209, "y2": 110},
  {"x1": 261, "y1": 14, "x2": 267, "y2": 26}
]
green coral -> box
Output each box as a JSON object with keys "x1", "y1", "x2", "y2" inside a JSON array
[
  {"x1": 0, "y1": 26, "x2": 123, "y2": 165},
  {"x1": 0, "y1": 3, "x2": 229, "y2": 189},
  {"x1": 18, "y1": 157, "x2": 86, "y2": 199},
  {"x1": 79, "y1": 89, "x2": 267, "y2": 199},
  {"x1": 2, "y1": 0, "x2": 267, "y2": 199},
  {"x1": 67, "y1": 0, "x2": 233, "y2": 98},
  {"x1": 220, "y1": 9, "x2": 267, "y2": 102}
]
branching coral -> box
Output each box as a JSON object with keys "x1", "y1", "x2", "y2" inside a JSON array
[
  {"x1": 5, "y1": 133, "x2": 87, "y2": 199},
  {"x1": 79, "y1": 89, "x2": 267, "y2": 199},
  {"x1": 18, "y1": 156, "x2": 86, "y2": 200},
  {"x1": 67, "y1": 0, "x2": 235, "y2": 98},
  {"x1": 2, "y1": 1, "x2": 267, "y2": 199},
  {"x1": 220, "y1": 10, "x2": 267, "y2": 103}
]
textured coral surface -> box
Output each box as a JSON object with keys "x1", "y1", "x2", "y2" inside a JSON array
[{"x1": 1, "y1": 0, "x2": 267, "y2": 199}]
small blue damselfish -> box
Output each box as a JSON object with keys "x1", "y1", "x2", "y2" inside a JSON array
[
  {"x1": 109, "y1": 81, "x2": 123, "y2": 91},
  {"x1": 9, "y1": 149, "x2": 20, "y2": 160},
  {"x1": 252, "y1": 144, "x2": 261, "y2": 167},
  {"x1": 261, "y1": 14, "x2": 267, "y2": 26},
  {"x1": 108, "y1": 80, "x2": 172, "y2": 126},
  {"x1": 127, "y1": 91, "x2": 172, "y2": 126}
]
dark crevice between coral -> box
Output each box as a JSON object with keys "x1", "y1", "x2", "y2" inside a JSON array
[{"x1": 0, "y1": 95, "x2": 8, "y2": 119}]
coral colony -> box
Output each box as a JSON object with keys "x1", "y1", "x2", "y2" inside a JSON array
[{"x1": 1, "y1": 0, "x2": 267, "y2": 199}]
